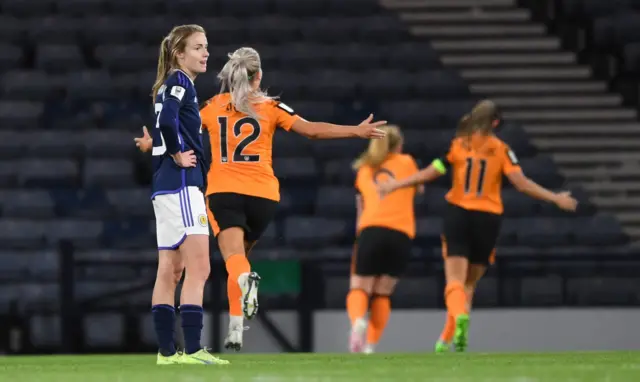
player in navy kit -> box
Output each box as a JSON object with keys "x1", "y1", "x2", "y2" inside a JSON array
[{"x1": 138, "y1": 24, "x2": 227, "y2": 365}]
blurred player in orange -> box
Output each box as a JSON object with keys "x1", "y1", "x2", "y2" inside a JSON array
[
  {"x1": 200, "y1": 47, "x2": 386, "y2": 351},
  {"x1": 378, "y1": 100, "x2": 577, "y2": 352},
  {"x1": 347, "y1": 125, "x2": 423, "y2": 354}
]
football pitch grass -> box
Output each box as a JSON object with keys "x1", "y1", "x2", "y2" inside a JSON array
[{"x1": 1, "y1": 351, "x2": 639, "y2": 381}]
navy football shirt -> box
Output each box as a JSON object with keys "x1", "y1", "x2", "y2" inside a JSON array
[{"x1": 150, "y1": 70, "x2": 206, "y2": 197}]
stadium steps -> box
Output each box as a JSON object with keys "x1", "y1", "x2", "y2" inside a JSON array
[{"x1": 384, "y1": 0, "x2": 640, "y2": 242}]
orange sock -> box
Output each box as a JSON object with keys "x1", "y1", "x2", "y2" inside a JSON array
[
  {"x1": 439, "y1": 314, "x2": 455, "y2": 343},
  {"x1": 444, "y1": 281, "x2": 467, "y2": 318},
  {"x1": 366, "y1": 295, "x2": 391, "y2": 345},
  {"x1": 346, "y1": 289, "x2": 369, "y2": 325},
  {"x1": 225, "y1": 254, "x2": 251, "y2": 316},
  {"x1": 227, "y1": 277, "x2": 243, "y2": 316},
  {"x1": 226, "y1": 254, "x2": 251, "y2": 282}
]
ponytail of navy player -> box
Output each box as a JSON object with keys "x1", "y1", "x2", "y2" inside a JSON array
[{"x1": 141, "y1": 24, "x2": 228, "y2": 366}]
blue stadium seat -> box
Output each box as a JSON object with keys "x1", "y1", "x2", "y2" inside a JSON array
[
  {"x1": 573, "y1": 214, "x2": 628, "y2": 246},
  {"x1": 315, "y1": 186, "x2": 357, "y2": 217},
  {"x1": 279, "y1": 187, "x2": 317, "y2": 215},
  {"x1": 517, "y1": 218, "x2": 573, "y2": 247},
  {"x1": 312, "y1": 70, "x2": 359, "y2": 100},
  {"x1": 502, "y1": 189, "x2": 537, "y2": 217},
  {"x1": 166, "y1": 0, "x2": 216, "y2": 15},
  {"x1": 218, "y1": 0, "x2": 270, "y2": 16},
  {"x1": 415, "y1": 217, "x2": 442, "y2": 246},
  {"x1": 361, "y1": 70, "x2": 413, "y2": 98},
  {"x1": 83, "y1": 130, "x2": 136, "y2": 157},
  {"x1": 247, "y1": 16, "x2": 300, "y2": 44},
  {"x1": 274, "y1": 0, "x2": 326, "y2": 16},
  {"x1": 422, "y1": 187, "x2": 448, "y2": 216},
  {"x1": 0, "y1": 17, "x2": 28, "y2": 44},
  {"x1": 0, "y1": 44, "x2": 24, "y2": 71},
  {"x1": 413, "y1": 70, "x2": 470, "y2": 99},
  {"x1": 258, "y1": 222, "x2": 279, "y2": 248},
  {"x1": 107, "y1": 0, "x2": 166, "y2": 16},
  {"x1": 273, "y1": 130, "x2": 313, "y2": 158},
  {"x1": 2, "y1": 71, "x2": 63, "y2": 102},
  {"x1": 106, "y1": 189, "x2": 153, "y2": 218},
  {"x1": 103, "y1": 219, "x2": 152, "y2": 249},
  {"x1": 28, "y1": 131, "x2": 84, "y2": 158},
  {"x1": 285, "y1": 101, "x2": 336, "y2": 122},
  {"x1": 35, "y1": 44, "x2": 85, "y2": 72},
  {"x1": 0, "y1": 101, "x2": 45, "y2": 128},
  {"x1": 262, "y1": 70, "x2": 307, "y2": 100},
  {"x1": 84, "y1": 159, "x2": 134, "y2": 187},
  {"x1": 278, "y1": 43, "x2": 332, "y2": 70},
  {"x1": 3, "y1": 0, "x2": 55, "y2": 17},
  {"x1": 497, "y1": 123, "x2": 537, "y2": 158},
  {"x1": 312, "y1": 139, "x2": 367, "y2": 160},
  {"x1": 357, "y1": 16, "x2": 408, "y2": 43},
  {"x1": 497, "y1": 220, "x2": 521, "y2": 246},
  {"x1": 301, "y1": 18, "x2": 356, "y2": 44},
  {"x1": 519, "y1": 155, "x2": 564, "y2": 188},
  {"x1": 387, "y1": 43, "x2": 442, "y2": 70},
  {"x1": 562, "y1": 0, "x2": 632, "y2": 18},
  {"x1": 83, "y1": 17, "x2": 135, "y2": 44},
  {"x1": 322, "y1": 159, "x2": 355, "y2": 185},
  {"x1": 20, "y1": 159, "x2": 79, "y2": 187},
  {"x1": 327, "y1": 0, "x2": 381, "y2": 16},
  {"x1": 0, "y1": 220, "x2": 47, "y2": 249},
  {"x1": 66, "y1": 71, "x2": 113, "y2": 101},
  {"x1": 95, "y1": 44, "x2": 156, "y2": 72},
  {"x1": 0, "y1": 190, "x2": 56, "y2": 218},
  {"x1": 0, "y1": 132, "x2": 28, "y2": 158},
  {"x1": 284, "y1": 216, "x2": 349, "y2": 247},
  {"x1": 340, "y1": 44, "x2": 386, "y2": 70},
  {"x1": 274, "y1": 157, "x2": 318, "y2": 186},
  {"x1": 45, "y1": 219, "x2": 104, "y2": 249},
  {"x1": 54, "y1": 0, "x2": 106, "y2": 16}
]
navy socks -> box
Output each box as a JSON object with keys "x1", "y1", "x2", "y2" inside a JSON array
[
  {"x1": 180, "y1": 304, "x2": 204, "y2": 354},
  {"x1": 151, "y1": 304, "x2": 176, "y2": 356}
]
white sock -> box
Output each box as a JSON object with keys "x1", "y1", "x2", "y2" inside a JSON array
[{"x1": 229, "y1": 315, "x2": 243, "y2": 329}]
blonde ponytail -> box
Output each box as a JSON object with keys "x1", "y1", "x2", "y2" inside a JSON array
[
  {"x1": 456, "y1": 113, "x2": 472, "y2": 138},
  {"x1": 217, "y1": 47, "x2": 275, "y2": 119},
  {"x1": 352, "y1": 125, "x2": 403, "y2": 170},
  {"x1": 151, "y1": 37, "x2": 172, "y2": 101}
]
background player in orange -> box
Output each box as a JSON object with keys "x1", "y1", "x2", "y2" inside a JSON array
[
  {"x1": 378, "y1": 100, "x2": 578, "y2": 353},
  {"x1": 200, "y1": 47, "x2": 387, "y2": 351},
  {"x1": 347, "y1": 125, "x2": 422, "y2": 354}
]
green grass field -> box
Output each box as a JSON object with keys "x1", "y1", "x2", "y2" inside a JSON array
[{"x1": 1, "y1": 352, "x2": 638, "y2": 381}]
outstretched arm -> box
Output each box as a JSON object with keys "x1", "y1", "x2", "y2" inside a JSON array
[
  {"x1": 378, "y1": 163, "x2": 443, "y2": 197},
  {"x1": 291, "y1": 114, "x2": 386, "y2": 140}
]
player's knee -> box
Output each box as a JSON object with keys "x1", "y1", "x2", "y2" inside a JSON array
[
  {"x1": 157, "y1": 263, "x2": 182, "y2": 287},
  {"x1": 444, "y1": 257, "x2": 468, "y2": 283},
  {"x1": 372, "y1": 276, "x2": 398, "y2": 295},
  {"x1": 350, "y1": 276, "x2": 375, "y2": 294},
  {"x1": 217, "y1": 227, "x2": 246, "y2": 259}
]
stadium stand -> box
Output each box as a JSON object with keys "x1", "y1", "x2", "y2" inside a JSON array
[{"x1": 0, "y1": 0, "x2": 635, "y2": 350}]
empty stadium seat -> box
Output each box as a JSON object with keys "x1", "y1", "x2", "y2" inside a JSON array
[{"x1": 284, "y1": 216, "x2": 349, "y2": 247}]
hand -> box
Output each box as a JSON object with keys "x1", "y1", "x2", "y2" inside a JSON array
[
  {"x1": 356, "y1": 114, "x2": 387, "y2": 139},
  {"x1": 554, "y1": 191, "x2": 578, "y2": 212},
  {"x1": 377, "y1": 180, "x2": 397, "y2": 199},
  {"x1": 134, "y1": 126, "x2": 153, "y2": 153},
  {"x1": 171, "y1": 150, "x2": 197, "y2": 168}
]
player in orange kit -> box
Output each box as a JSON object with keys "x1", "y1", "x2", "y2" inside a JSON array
[
  {"x1": 348, "y1": 125, "x2": 423, "y2": 353},
  {"x1": 200, "y1": 47, "x2": 386, "y2": 351},
  {"x1": 378, "y1": 100, "x2": 577, "y2": 352}
]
